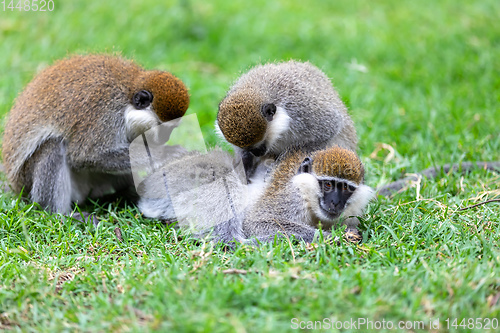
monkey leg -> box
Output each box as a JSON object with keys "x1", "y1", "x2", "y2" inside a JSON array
[
  {"x1": 67, "y1": 144, "x2": 137, "y2": 204},
  {"x1": 195, "y1": 216, "x2": 246, "y2": 245},
  {"x1": 27, "y1": 137, "x2": 73, "y2": 214},
  {"x1": 244, "y1": 218, "x2": 332, "y2": 244}
]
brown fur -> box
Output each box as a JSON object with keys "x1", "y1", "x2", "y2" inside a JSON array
[
  {"x1": 133, "y1": 70, "x2": 189, "y2": 121},
  {"x1": 313, "y1": 148, "x2": 364, "y2": 184},
  {"x1": 216, "y1": 61, "x2": 358, "y2": 184},
  {"x1": 264, "y1": 146, "x2": 363, "y2": 198},
  {"x1": 2, "y1": 54, "x2": 189, "y2": 211},
  {"x1": 217, "y1": 88, "x2": 267, "y2": 147}
]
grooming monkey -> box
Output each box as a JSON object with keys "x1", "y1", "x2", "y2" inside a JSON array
[
  {"x1": 216, "y1": 60, "x2": 357, "y2": 183},
  {"x1": 216, "y1": 61, "x2": 499, "y2": 200},
  {"x1": 2, "y1": 54, "x2": 189, "y2": 218}
]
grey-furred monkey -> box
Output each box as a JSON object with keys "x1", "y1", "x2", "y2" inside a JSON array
[
  {"x1": 137, "y1": 145, "x2": 374, "y2": 245},
  {"x1": 2, "y1": 54, "x2": 189, "y2": 218},
  {"x1": 239, "y1": 146, "x2": 374, "y2": 243},
  {"x1": 216, "y1": 60, "x2": 358, "y2": 184}
]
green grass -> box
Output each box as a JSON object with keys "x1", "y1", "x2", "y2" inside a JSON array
[{"x1": 1, "y1": 0, "x2": 499, "y2": 331}]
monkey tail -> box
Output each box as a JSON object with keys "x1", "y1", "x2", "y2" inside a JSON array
[{"x1": 377, "y1": 161, "x2": 500, "y2": 197}]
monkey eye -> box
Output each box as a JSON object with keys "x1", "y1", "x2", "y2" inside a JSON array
[
  {"x1": 261, "y1": 103, "x2": 277, "y2": 121},
  {"x1": 343, "y1": 183, "x2": 348, "y2": 190},
  {"x1": 348, "y1": 185, "x2": 356, "y2": 192},
  {"x1": 133, "y1": 90, "x2": 153, "y2": 109},
  {"x1": 323, "y1": 181, "x2": 333, "y2": 192}
]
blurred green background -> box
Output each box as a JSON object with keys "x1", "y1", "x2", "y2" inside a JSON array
[
  {"x1": 1, "y1": 1, "x2": 499, "y2": 331},
  {"x1": 1, "y1": 0, "x2": 498, "y2": 181}
]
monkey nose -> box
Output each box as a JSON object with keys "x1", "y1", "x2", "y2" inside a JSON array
[
  {"x1": 328, "y1": 199, "x2": 342, "y2": 213},
  {"x1": 328, "y1": 203, "x2": 339, "y2": 213}
]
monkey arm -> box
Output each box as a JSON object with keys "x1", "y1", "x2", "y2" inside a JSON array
[
  {"x1": 377, "y1": 161, "x2": 500, "y2": 197},
  {"x1": 243, "y1": 218, "x2": 332, "y2": 244}
]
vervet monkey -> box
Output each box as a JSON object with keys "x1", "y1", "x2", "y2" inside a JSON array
[
  {"x1": 240, "y1": 146, "x2": 374, "y2": 243},
  {"x1": 137, "y1": 145, "x2": 374, "y2": 245},
  {"x1": 216, "y1": 61, "x2": 357, "y2": 184},
  {"x1": 2, "y1": 54, "x2": 189, "y2": 219}
]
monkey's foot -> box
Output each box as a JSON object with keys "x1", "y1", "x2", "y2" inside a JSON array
[
  {"x1": 69, "y1": 211, "x2": 99, "y2": 227},
  {"x1": 344, "y1": 227, "x2": 362, "y2": 243}
]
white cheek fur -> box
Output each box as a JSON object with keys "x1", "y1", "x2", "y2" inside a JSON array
[
  {"x1": 265, "y1": 106, "x2": 291, "y2": 150},
  {"x1": 124, "y1": 105, "x2": 160, "y2": 142},
  {"x1": 292, "y1": 173, "x2": 321, "y2": 224},
  {"x1": 214, "y1": 120, "x2": 225, "y2": 141},
  {"x1": 293, "y1": 174, "x2": 375, "y2": 225},
  {"x1": 343, "y1": 184, "x2": 375, "y2": 218},
  {"x1": 214, "y1": 106, "x2": 291, "y2": 154}
]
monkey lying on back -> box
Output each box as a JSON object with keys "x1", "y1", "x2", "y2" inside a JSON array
[
  {"x1": 137, "y1": 145, "x2": 374, "y2": 245},
  {"x1": 2, "y1": 54, "x2": 189, "y2": 219},
  {"x1": 216, "y1": 60, "x2": 358, "y2": 184}
]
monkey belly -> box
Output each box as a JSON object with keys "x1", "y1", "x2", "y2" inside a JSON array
[{"x1": 70, "y1": 169, "x2": 134, "y2": 202}]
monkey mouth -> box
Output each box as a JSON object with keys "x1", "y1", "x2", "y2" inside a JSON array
[
  {"x1": 319, "y1": 201, "x2": 342, "y2": 220},
  {"x1": 247, "y1": 143, "x2": 267, "y2": 157}
]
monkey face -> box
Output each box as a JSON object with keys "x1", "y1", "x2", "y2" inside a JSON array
[
  {"x1": 318, "y1": 179, "x2": 356, "y2": 218},
  {"x1": 296, "y1": 153, "x2": 360, "y2": 223},
  {"x1": 217, "y1": 98, "x2": 267, "y2": 148}
]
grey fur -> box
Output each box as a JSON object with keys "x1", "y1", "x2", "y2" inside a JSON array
[
  {"x1": 137, "y1": 148, "x2": 249, "y2": 242},
  {"x1": 217, "y1": 60, "x2": 358, "y2": 182},
  {"x1": 138, "y1": 146, "x2": 374, "y2": 246}
]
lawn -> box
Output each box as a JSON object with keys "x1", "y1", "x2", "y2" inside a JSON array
[{"x1": 1, "y1": 0, "x2": 499, "y2": 332}]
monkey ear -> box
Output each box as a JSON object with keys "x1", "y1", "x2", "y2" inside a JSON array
[
  {"x1": 133, "y1": 90, "x2": 153, "y2": 109},
  {"x1": 298, "y1": 157, "x2": 312, "y2": 173},
  {"x1": 261, "y1": 103, "x2": 276, "y2": 121}
]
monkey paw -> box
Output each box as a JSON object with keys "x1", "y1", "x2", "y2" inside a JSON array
[
  {"x1": 68, "y1": 211, "x2": 99, "y2": 227},
  {"x1": 343, "y1": 227, "x2": 362, "y2": 243}
]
